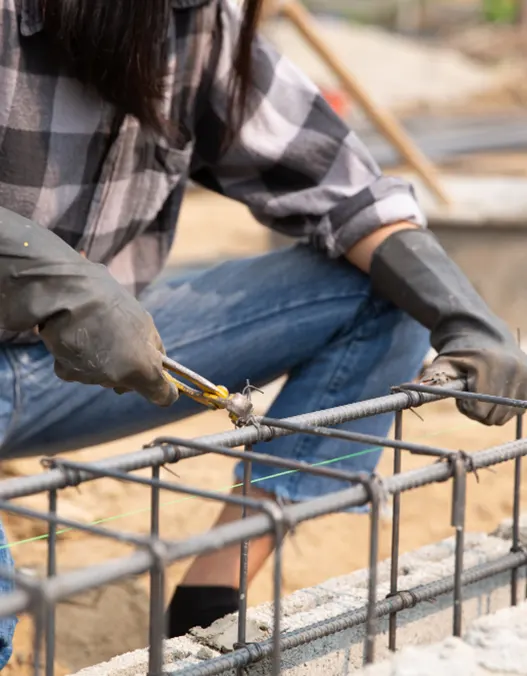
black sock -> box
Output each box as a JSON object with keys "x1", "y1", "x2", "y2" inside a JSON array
[{"x1": 166, "y1": 585, "x2": 239, "y2": 638}]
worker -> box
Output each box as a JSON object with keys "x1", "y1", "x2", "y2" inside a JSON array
[{"x1": 0, "y1": 0, "x2": 525, "y2": 666}]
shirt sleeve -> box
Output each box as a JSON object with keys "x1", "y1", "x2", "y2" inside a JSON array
[{"x1": 189, "y1": 0, "x2": 426, "y2": 258}]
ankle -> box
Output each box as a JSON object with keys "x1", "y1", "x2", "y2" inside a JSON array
[{"x1": 166, "y1": 585, "x2": 239, "y2": 638}]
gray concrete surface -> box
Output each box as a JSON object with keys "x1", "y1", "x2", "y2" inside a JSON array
[
  {"x1": 360, "y1": 601, "x2": 527, "y2": 676},
  {"x1": 71, "y1": 516, "x2": 527, "y2": 676}
]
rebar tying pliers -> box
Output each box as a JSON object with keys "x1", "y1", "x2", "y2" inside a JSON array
[{"x1": 161, "y1": 355, "x2": 254, "y2": 425}]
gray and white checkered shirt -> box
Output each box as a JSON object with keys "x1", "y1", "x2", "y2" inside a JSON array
[{"x1": 3, "y1": 0, "x2": 424, "y2": 304}]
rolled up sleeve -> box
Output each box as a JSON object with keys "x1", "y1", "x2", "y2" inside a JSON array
[{"x1": 190, "y1": 0, "x2": 426, "y2": 257}]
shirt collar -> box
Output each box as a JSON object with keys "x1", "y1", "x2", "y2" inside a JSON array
[{"x1": 18, "y1": 0, "x2": 44, "y2": 37}]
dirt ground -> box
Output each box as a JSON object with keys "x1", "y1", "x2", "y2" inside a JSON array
[{"x1": 3, "y1": 72, "x2": 527, "y2": 675}]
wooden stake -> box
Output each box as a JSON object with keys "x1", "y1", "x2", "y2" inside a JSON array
[
  {"x1": 278, "y1": 0, "x2": 451, "y2": 207},
  {"x1": 517, "y1": 0, "x2": 527, "y2": 28}
]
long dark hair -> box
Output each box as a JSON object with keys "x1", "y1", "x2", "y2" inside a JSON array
[
  {"x1": 227, "y1": 0, "x2": 265, "y2": 141},
  {"x1": 42, "y1": 0, "x2": 265, "y2": 141}
]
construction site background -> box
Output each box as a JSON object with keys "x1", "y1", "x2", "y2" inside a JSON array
[{"x1": 3, "y1": 2, "x2": 527, "y2": 674}]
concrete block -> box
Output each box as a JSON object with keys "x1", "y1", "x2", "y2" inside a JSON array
[
  {"x1": 71, "y1": 517, "x2": 527, "y2": 676},
  {"x1": 491, "y1": 514, "x2": 527, "y2": 548},
  {"x1": 359, "y1": 601, "x2": 527, "y2": 676},
  {"x1": 69, "y1": 636, "x2": 222, "y2": 676}
]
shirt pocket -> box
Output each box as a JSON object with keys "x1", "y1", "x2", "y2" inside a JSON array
[{"x1": 79, "y1": 114, "x2": 193, "y2": 265}]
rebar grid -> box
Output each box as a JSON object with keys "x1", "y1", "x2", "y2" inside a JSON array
[{"x1": 0, "y1": 380, "x2": 526, "y2": 676}]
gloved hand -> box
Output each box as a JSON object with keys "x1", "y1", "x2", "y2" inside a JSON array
[
  {"x1": 0, "y1": 207, "x2": 178, "y2": 407},
  {"x1": 370, "y1": 227, "x2": 527, "y2": 426}
]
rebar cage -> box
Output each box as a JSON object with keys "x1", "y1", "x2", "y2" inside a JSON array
[{"x1": 0, "y1": 380, "x2": 526, "y2": 676}]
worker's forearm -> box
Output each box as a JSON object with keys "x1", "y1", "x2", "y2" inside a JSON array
[
  {"x1": 345, "y1": 221, "x2": 419, "y2": 273},
  {"x1": 0, "y1": 206, "x2": 107, "y2": 332},
  {"x1": 0, "y1": 207, "x2": 176, "y2": 405}
]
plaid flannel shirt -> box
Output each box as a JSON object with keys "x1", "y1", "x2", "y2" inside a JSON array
[{"x1": 1, "y1": 0, "x2": 425, "y2": 333}]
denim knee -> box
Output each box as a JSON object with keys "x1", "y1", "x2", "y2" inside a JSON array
[
  {"x1": 0, "y1": 521, "x2": 16, "y2": 669},
  {"x1": 233, "y1": 298, "x2": 430, "y2": 506}
]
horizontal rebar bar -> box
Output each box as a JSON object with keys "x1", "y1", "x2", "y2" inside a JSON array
[
  {"x1": 170, "y1": 549, "x2": 527, "y2": 676},
  {"x1": 399, "y1": 383, "x2": 527, "y2": 411},
  {"x1": 257, "y1": 416, "x2": 451, "y2": 457},
  {"x1": 0, "y1": 381, "x2": 464, "y2": 502}
]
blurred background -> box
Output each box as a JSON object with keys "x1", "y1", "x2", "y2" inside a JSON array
[
  {"x1": 4, "y1": 2, "x2": 527, "y2": 674},
  {"x1": 170, "y1": 0, "x2": 527, "y2": 337}
]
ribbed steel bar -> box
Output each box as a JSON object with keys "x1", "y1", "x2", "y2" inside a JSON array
[
  {"x1": 511, "y1": 415, "x2": 524, "y2": 606},
  {"x1": 148, "y1": 465, "x2": 164, "y2": 676},
  {"x1": 236, "y1": 443, "x2": 253, "y2": 676},
  {"x1": 169, "y1": 550, "x2": 527, "y2": 676},
  {"x1": 257, "y1": 415, "x2": 451, "y2": 458},
  {"x1": 451, "y1": 455, "x2": 467, "y2": 637},
  {"x1": 45, "y1": 489, "x2": 57, "y2": 676},
  {"x1": 364, "y1": 478, "x2": 382, "y2": 664},
  {"x1": 399, "y1": 383, "x2": 527, "y2": 412},
  {"x1": 0, "y1": 382, "x2": 464, "y2": 501},
  {"x1": 388, "y1": 410, "x2": 403, "y2": 651}
]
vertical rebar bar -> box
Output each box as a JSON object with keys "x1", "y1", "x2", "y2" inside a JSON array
[
  {"x1": 148, "y1": 465, "x2": 164, "y2": 676},
  {"x1": 511, "y1": 415, "x2": 523, "y2": 606},
  {"x1": 236, "y1": 444, "x2": 253, "y2": 676},
  {"x1": 452, "y1": 455, "x2": 467, "y2": 637},
  {"x1": 270, "y1": 516, "x2": 285, "y2": 676},
  {"x1": 33, "y1": 603, "x2": 45, "y2": 676},
  {"x1": 45, "y1": 489, "x2": 57, "y2": 676},
  {"x1": 364, "y1": 480, "x2": 381, "y2": 665},
  {"x1": 388, "y1": 411, "x2": 403, "y2": 652}
]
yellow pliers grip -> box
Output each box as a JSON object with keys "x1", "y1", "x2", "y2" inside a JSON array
[{"x1": 161, "y1": 356, "x2": 253, "y2": 424}]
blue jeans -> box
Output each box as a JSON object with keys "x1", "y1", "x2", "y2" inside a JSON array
[{"x1": 0, "y1": 244, "x2": 429, "y2": 667}]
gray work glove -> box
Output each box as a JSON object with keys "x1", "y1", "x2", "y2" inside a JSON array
[
  {"x1": 0, "y1": 207, "x2": 178, "y2": 407},
  {"x1": 370, "y1": 228, "x2": 527, "y2": 426}
]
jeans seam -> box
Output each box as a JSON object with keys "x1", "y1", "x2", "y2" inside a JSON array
[
  {"x1": 2, "y1": 349, "x2": 22, "y2": 443},
  {"x1": 152, "y1": 291, "x2": 370, "y2": 352},
  {"x1": 276, "y1": 296, "x2": 376, "y2": 496},
  {"x1": 262, "y1": 293, "x2": 408, "y2": 499},
  {"x1": 0, "y1": 348, "x2": 21, "y2": 447}
]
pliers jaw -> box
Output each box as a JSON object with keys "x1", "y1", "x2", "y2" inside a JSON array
[{"x1": 224, "y1": 391, "x2": 255, "y2": 426}]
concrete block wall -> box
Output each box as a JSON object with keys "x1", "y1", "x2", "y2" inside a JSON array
[
  {"x1": 359, "y1": 601, "x2": 527, "y2": 676},
  {"x1": 72, "y1": 515, "x2": 527, "y2": 676}
]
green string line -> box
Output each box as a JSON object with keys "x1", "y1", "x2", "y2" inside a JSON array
[
  {"x1": 1, "y1": 446, "x2": 379, "y2": 551},
  {"x1": 0, "y1": 421, "x2": 467, "y2": 552}
]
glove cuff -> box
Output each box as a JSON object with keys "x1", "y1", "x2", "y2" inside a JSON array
[{"x1": 370, "y1": 228, "x2": 513, "y2": 354}]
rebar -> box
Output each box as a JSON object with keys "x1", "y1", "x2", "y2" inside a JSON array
[
  {"x1": 0, "y1": 380, "x2": 464, "y2": 502},
  {"x1": 45, "y1": 488, "x2": 57, "y2": 676},
  {"x1": 0, "y1": 380, "x2": 525, "y2": 676},
  {"x1": 511, "y1": 414, "x2": 524, "y2": 606},
  {"x1": 388, "y1": 410, "x2": 403, "y2": 652},
  {"x1": 170, "y1": 550, "x2": 527, "y2": 676},
  {"x1": 236, "y1": 443, "x2": 252, "y2": 676}
]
